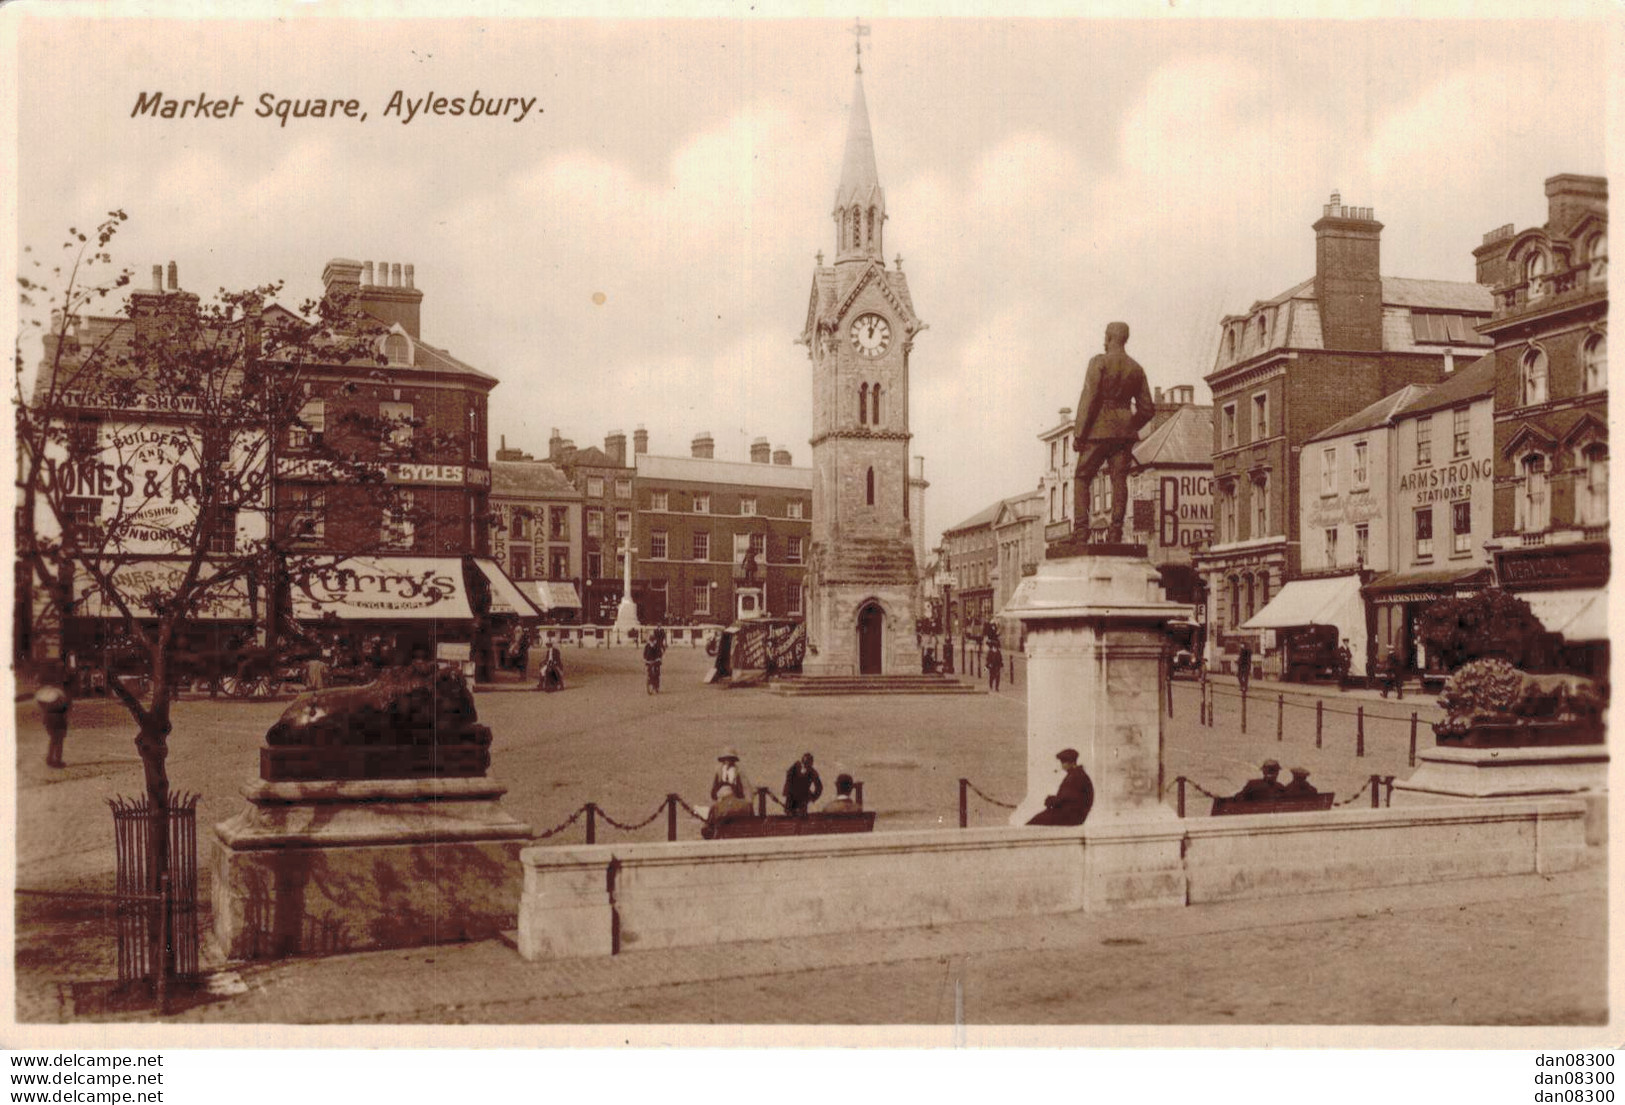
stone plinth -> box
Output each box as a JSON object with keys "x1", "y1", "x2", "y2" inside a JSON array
[
  {"x1": 212, "y1": 777, "x2": 533, "y2": 960},
  {"x1": 1001, "y1": 552, "x2": 1190, "y2": 826},
  {"x1": 1393, "y1": 744, "x2": 1609, "y2": 845}
]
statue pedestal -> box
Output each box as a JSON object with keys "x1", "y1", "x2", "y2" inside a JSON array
[
  {"x1": 1393, "y1": 744, "x2": 1609, "y2": 845},
  {"x1": 1003, "y1": 552, "x2": 1191, "y2": 909},
  {"x1": 212, "y1": 778, "x2": 533, "y2": 960},
  {"x1": 611, "y1": 598, "x2": 640, "y2": 637}
]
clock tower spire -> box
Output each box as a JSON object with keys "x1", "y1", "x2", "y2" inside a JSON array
[{"x1": 797, "y1": 31, "x2": 926, "y2": 677}]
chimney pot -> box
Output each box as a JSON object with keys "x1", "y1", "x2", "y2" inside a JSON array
[
  {"x1": 376, "y1": 261, "x2": 387, "y2": 286},
  {"x1": 772, "y1": 448, "x2": 792, "y2": 466},
  {"x1": 405, "y1": 264, "x2": 415, "y2": 290},
  {"x1": 167, "y1": 261, "x2": 178, "y2": 290},
  {"x1": 391, "y1": 263, "x2": 402, "y2": 287},
  {"x1": 692, "y1": 432, "x2": 715, "y2": 460},
  {"x1": 750, "y1": 437, "x2": 771, "y2": 463},
  {"x1": 633, "y1": 426, "x2": 649, "y2": 455},
  {"x1": 151, "y1": 265, "x2": 163, "y2": 292}
]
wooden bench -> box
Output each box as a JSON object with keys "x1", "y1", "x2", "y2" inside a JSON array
[
  {"x1": 1210, "y1": 793, "x2": 1336, "y2": 816},
  {"x1": 707, "y1": 811, "x2": 877, "y2": 840}
]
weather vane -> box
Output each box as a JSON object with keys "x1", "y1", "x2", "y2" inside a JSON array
[{"x1": 851, "y1": 17, "x2": 871, "y2": 74}]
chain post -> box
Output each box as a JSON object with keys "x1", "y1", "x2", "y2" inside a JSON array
[
  {"x1": 1241, "y1": 686, "x2": 1247, "y2": 734},
  {"x1": 1369, "y1": 774, "x2": 1380, "y2": 809},
  {"x1": 855, "y1": 780, "x2": 864, "y2": 808},
  {"x1": 1316, "y1": 699, "x2": 1323, "y2": 748},
  {"x1": 1357, "y1": 706, "x2": 1365, "y2": 757},
  {"x1": 1276, "y1": 694, "x2": 1284, "y2": 741},
  {"x1": 959, "y1": 778, "x2": 968, "y2": 829},
  {"x1": 1409, "y1": 712, "x2": 1419, "y2": 767},
  {"x1": 756, "y1": 787, "x2": 769, "y2": 818},
  {"x1": 585, "y1": 803, "x2": 597, "y2": 844},
  {"x1": 666, "y1": 794, "x2": 678, "y2": 842},
  {"x1": 1177, "y1": 776, "x2": 1186, "y2": 819}
]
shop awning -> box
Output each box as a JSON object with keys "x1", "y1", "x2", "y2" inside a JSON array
[
  {"x1": 1520, "y1": 588, "x2": 1609, "y2": 642},
  {"x1": 290, "y1": 557, "x2": 475, "y2": 621},
  {"x1": 1244, "y1": 575, "x2": 1364, "y2": 630},
  {"x1": 518, "y1": 580, "x2": 582, "y2": 611},
  {"x1": 70, "y1": 560, "x2": 252, "y2": 620},
  {"x1": 472, "y1": 558, "x2": 543, "y2": 619},
  {"x1": 1363, "y1": 566, "x2": 1493, "y2": 605}
]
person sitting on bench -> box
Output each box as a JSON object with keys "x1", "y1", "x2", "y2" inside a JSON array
[
  {"x1": 1026, "y1": 748, "x2": 1094, "y2": 826},
  {"x1": 1236, "y1": 759, "x2": 1287, "y2": 801},
  {"x1": 822, "y1": 773, "x2": 861, "y2": 814},
  {"x1": 702, "y1": 748, "x2": 755, "y2": 838},
  {"x1": 1281, "y1": 766, "x2": 1319, "y2": 798}
]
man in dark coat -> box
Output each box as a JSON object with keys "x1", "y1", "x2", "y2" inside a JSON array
[
  {"x1": 1237, "y1": 759, "x2": 1287, "y2": 801},
  {"x1": 1073, "y1": 322, "x2": 1156, "y2": 543},
  {"x1": 1281, "y1": 766, "x2": 1319, "y2": 798},
  {"x1": 782, "y1": 752, "x2": 824, "y2": 816},
  {"x1": 1027, "y1": 748, "x2": 1095, "y2": 826}
]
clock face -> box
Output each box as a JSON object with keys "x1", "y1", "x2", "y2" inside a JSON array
[{"x1": 850, "y1": 313, "x2": 892, "y2": 358}]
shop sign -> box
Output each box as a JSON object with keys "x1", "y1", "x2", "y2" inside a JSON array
[
  {"x1": 1158, "y1": 475, "x2": 1214, "y2": 548},
  {"x1": 295, "y1": 562, "x2": 462, "y2": 614},
  {"x1": 1496, "y1": 548, "x2": 1609, "y2": 587},
  {"x1": 1306, "y1": 492, "x2": 1382, "y2": 528},
  {"x1": 1398, "y1": 458, "x2": 1492, "y2": 506}
]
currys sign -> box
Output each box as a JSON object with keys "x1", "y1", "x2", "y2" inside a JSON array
[{"x1": 291, "y1": 558, "x2": 474, "y2": 620}]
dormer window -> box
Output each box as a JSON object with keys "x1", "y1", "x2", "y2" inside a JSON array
[
  {"x1": 1225, "y1": 329, "x2": 1237, "y2": 362},
  {"x1": 1524, "y1": 250, "x2": 1549, "y2": 301},
  {"x1": 382, "y1": 331, "x2": 411, "y2": 366},
  {"x1": 1254, "y1": 313, "x2": 1268, "y2": 349},
  {"x1": 1587, "y1": 233, "x2": 1607, "y2": 281}
]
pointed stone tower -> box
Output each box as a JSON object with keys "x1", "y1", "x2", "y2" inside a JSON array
[{"x1": 798, "y1": 44, "x2": 925, "y2": 676}]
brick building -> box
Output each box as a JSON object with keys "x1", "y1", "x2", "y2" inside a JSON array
[
  {"x1": 1476, "y1": 174, "x2": 1608, "y2": 672},
  {"x1": 632, "y1": 434, "x2": 811, "y2": 625},
  {"x1": 1196, "y1": 193, "x2": 1493, "y2": 672},
  {"x1": 489, "y1": 451, "x2": 584, "y2": 621},
  {"x1": 940, "y1": 500, "x2": 1004, "y2": 640},
  {"x1": 545, "y1": 427, "x2": 638, "y2": 623}
]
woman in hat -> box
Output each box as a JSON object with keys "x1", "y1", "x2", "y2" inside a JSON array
[{"x1": 702, "y1": 748, "x2": 755, "y2": 837}]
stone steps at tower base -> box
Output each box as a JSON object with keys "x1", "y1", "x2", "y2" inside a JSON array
[{"x1": 767, "y1": 675, "x2": 986, "y2": 697}]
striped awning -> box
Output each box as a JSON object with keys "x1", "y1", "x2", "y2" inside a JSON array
[{"x1": 472, "y1": 558, "x2": 543, "y2": 619}]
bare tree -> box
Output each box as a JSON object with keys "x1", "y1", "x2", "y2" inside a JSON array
[{"x1": 15, "y1": 215, "x2": 452, "y2": 978}]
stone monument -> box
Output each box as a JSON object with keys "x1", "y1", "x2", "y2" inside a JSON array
[
  {"x1": 612, "y1": 541, "x2": 640, "y2": 637},
  {"x1": 212, "y1": 661, "x2": 533, "y2": 958},
  {"x1": 1002, "y1": 322, "x2": 1191, "y2": 910}
]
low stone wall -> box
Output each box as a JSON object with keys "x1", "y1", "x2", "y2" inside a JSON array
[{"x1": 516, "y1": 799, "x2": 1587, "y2": 960}]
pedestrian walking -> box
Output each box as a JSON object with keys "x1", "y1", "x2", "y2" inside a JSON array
[
  {"x1": 987, "y1": 645, "x2": 1003, "y2": 691},
  {"x1": 1380, "y1": 646, "x2": 1405, "y2": 700},
  {"x1": 35, "y1": 667, "x2": 72, "y2": 768},
  {"x1": 782, "y1": 752, "x2": 824, "y2": 816},
  {"x1": 1236, "y1": 642, "x2": 1253, "y2": 696},
  {"x1": 536, "y1": 642, "x2": 565, "y2": 692}
]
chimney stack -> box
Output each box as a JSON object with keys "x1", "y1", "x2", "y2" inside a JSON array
[
  {"x1": 560, "y1": 440, "x2": 577, "y2": 465},
  {"x1": 633, "y1": 425, "x2": 649, "y2": 456},
  {"x1": 1312, "y1": 191, "x2": 1384, "y2": 352},
  {"x1": 1544, "y1": 174, "x2": 1607, "y2": 237},
  {"x1": 605, "y1": 430, "x2": 627, "y2": 467},
  {"x1": 772, "y1": 447, "x2": 792, "y2": 466},
  {"x1": 151, "y1": 265, "x2": 163, "y2": 292},
  {"x1": 750, "y1": 437, "x2": 771, "y2": 464},
  {"x1": 691, "y1": 432, "x2": 714, "y2": 459},
  {"x1": 166, "y1": 262, "x2": 178, "y2": 291},
  {"x1": 345, "y1": 258, "x2": 424, "y2": 337}
]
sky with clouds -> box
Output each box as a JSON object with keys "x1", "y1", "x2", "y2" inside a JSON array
[{"x1": 10, "y1": 9, "x2": 1614, "y2": 549}]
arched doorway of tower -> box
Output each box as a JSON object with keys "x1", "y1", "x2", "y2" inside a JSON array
[{"x1": 857, "y1": 601, "x2": 885, "y2": 675}]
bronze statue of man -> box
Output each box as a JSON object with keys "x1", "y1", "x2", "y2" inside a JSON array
[{"x1": 1073, "y1": 321, "x2": 1155, "y2": 543}]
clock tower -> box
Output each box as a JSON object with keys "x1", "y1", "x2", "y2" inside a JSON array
[{"x1": 798, "y1": 40, "x2": 925, "y2": 676}]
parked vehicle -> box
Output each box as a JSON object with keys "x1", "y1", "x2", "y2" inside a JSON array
[{"x1": 1281, "y1": 624, "x2": 1342, "y2": 683}]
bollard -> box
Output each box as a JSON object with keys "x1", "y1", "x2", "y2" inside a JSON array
[
  {"x1": 855, "y1": 780, "x2": 865, "y2": 809},
  {"x1": 1383, "y1": 776, "x2": 1395, "y2": 807},
  {"x1": 666, "y1": 793, "x2": 678, "y2": 842},
  {"x1": 1409, "y1": 712, "x2": 1418, "y2": 767},
  {"x1": 1277, "y1": 694, "x2": 1284, "y2": 741},
  {"x1": 1356, "y1": 706, "x2": 1365, "y2": 757},
  {"x1": 585, "y1": 803, "x2": 597, "y2": 844},
  {"x1": 1009, "y1": 653, "x2": 1017, "y2": 688},
  {"x1": 959, "y1": 778, "x2": 968, "y2": 829},
  {"x1": 1168, "y1": 668, "x2": 1175, "y2": 717},
  {"x1": 1241, "y1": 688, "x2": 1248, "y2": 734},
  {"x1": 756, "y1": 788, "x2": 769, "y2": 818},
  {"x1": 1316, "y1": 699, "x2": 1323, "y2": 748},
  {"x1": 1176, "y1": 776, "x2": 1186, "y2": 819},
  {"x1": 1369, "y1": 774, "x2": 1380, "y2": 809}
]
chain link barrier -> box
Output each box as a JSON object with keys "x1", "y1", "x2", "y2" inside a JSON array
[
  {"x1": 1330, "y1": 778, "x2": 1374, "y2": 808},
  {"x1": 964, "y1": 780, "x2": 1017, "y2": 810},
  {"x1": 1198, "y1": 680, "x2": 1435, "y2": 725},
  {"x1": 532, "y1": 805, "x2": 588, "y2": 840},
  {"x1": 670, "y1": 795, "x2": 709, "y2": 822},
  {"x1": 595, "y1": 802, "x2": 669, "y2": 833}
]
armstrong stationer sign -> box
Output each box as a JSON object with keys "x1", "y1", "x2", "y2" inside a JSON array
[{"x1": 1398, "y1": 457, "x2": 1493, "y2": 505}]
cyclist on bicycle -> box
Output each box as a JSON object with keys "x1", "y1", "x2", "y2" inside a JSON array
[{"x1": 642, "y1": 636, "x2": 664, "y2": 694}]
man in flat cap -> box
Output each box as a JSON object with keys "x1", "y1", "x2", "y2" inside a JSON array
[
  {"x1": 1237, "y1": 759, "x2": 1287, "y2": 802},
  {"x1": 1281, "y1": 766, "x2": 1319, "y2": 799},
  {"x1": 1073, "y1": 321, "x2": 1156, "y2": 544},
  {"x1": 1026, "y1": 748, "x2": 1095, "y2": 826}
]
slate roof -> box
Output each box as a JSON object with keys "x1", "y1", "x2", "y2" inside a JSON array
[
  {"x1": 491, "y1": 460, "x2": 583, "y2": 500},
  {"x1": 1308, "y1": 384, "x2": 1435, "y2": 442},
  {"x1": 636, "y1": 453, "x2": 812, "y2": 490},
  {"x1": 1134, "y1": 404, "x2": 1214, "y2": 466},
  {"x1": 1396, "y1": 352, "x2": 1497, "y2": 418}
]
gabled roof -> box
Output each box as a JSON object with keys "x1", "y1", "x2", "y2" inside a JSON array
[
  {"x1": 491, "y1": 460, "x2": 583, "y2": 500},
  {"x1": 562, "y1": 446, "x2": 625, "y2": 470},
  {"x1": 1308, "y1": 384, "x2": 1434, "y2": 443},
  {"x1": 944, "y1": 499, "x2": 1007, "y2": 535},
  {"x1": 1396, "y1": 352, "x2": 1496, "y2": 418},
  {"x1": 1135, "y1": 404, "x2": 1214, "y2": 466}
]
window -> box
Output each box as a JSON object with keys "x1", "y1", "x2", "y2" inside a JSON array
[
  {"x1": 1521, "y1": 348, "x2": 1548, "y2": 406},
  {"x1": 586, "y1": 476, "x2": 604, "y2": 498},
  {"x1": 468, "y1": 407, "x2": 481, "y2": 460},
  {"x1": 1587, "y1": 233, "x2": 1608, "y2": 280},
  {"x1": 1324, "y1": 526, "x2": 1339, "y2": 566},
  {"x1": 1220, "y1": 484, "x2": 1237, "y2": 544},
  {"x1": 859, "y1": 383, "x2": 868, "y2": 425},
  {"x1": 510, "y1": 547, "x2": 532, "y2": 580},
  {"x1": 511, "y1": 510, "x2": 529, "y2": 541},
  {"x1": 786, "y1": 582, "x2": 803, "y2": 614},
  {"x1": 1252, "y1": 393, "x2": 1268, "y2": 440},
  {"x1": 1321, "y1": 447, "x2": 1337, "y2": 495},
  {"x1": 1228, "y1": 575, "x2": 1240, "y2": 627},
  {"x1": 872, "y1": 383, "x2": 881, "y2": 424},
  {"x1": 615, "y1": 511, "x2": 630, "y2": 541},
  {"x1": 382, "y1": 491, "x2": 414, "y2": 550},
  {"x1": 1355, "y1": 523, "x2": 1369, "y2": 566},
  {"x1": 1413, "y1": 508, "x2": 1433, "y2": 559},
  {"x1": 1579, "y1": 444, "x2": 1609, "y2": 526},
  {"x1": 692, "y1": 581, "x2": 712, "y2": 616},
  {"x1": 692, "y1": 531, "x2": 710, "y2": 561},
  {"x1": 1257, "y1": 571, "x2": 1269, "y2": 608},
  {"x1": 787, "y1": 500, "x2": 803, "y2": 519},
  {"x1": 1452, "y1": 408, "x2": 1470, "y2": 458},
  {"x1": 1583, "y1": 334, "x2": 1606, "y2": 393},
  {"x1": 587, "y1": 551, "x2": 602, "y2": 578},
  {"x1": 866, "y1": 468, "x2": 875, "y2": 506},
  {"x1": 67, "y1": 416, "x2": 101, "y2": 461},
  {"x1": 740, "y1": 497, "x2": 756, "y2": 516},
  {"x1": 1225, "y1": 330, "x2": 1237, "y2": 363},
  {"x1": 549, "y1": 549, "x2": 569, "y2": 580},
  {"x1": 615, "y1": 478, "x2": 631, "y2": 499},
  {"x1": 693, "y1": 494, "x2": 710, "y2": 514},
  {"x1": 63, "y1": 496, "x2": 101, "y2": 545},
  {"x1": 1049, "y1": 486, "x2": 1058, "y2": 523},
  {"x1": 1050, "y1": 440, "x2": 1059, "y2": 471},
  {"x1": 650, "y1": 531, "x2": 668, "y2": 559},
  {"x1": 289, "y1": 399, "x2": 325, "y2": 449},
  {"x1": 587, "y1": 509, "x2": 602, "y2": 538},
  {"x1": 1452, "y1": 501, "x2": 1472, "y2": 554},
  {"x1": 286, "y1": 487, "x2": 325, "y2": 544},
  {"x1": 1353, "y1": 441, "x2": 1368, "y2": 487},
  {"x1": 382, "y1": 332, "x2": 411, "y2": 366},
  {"x1": 651, "y1": 490, "x2": 668, "y2": 512},
  {"x1": 1524, "y1": 250, "x2": 1549, "y2": 300},
  {"x1": 1244, "y1": 574, "x2": 1255, "y2": 620},
  {"x1": 1251, "y1": 473, "x2": 1269, "y2": 537},
  {"x1": 1415, "y1": 418, "x2": 1432, "y2": 467},
  {"x1": 1518, "y1": 454, "x2": 1549, "y2": 533},
  {"x1": 549, "y1": 506, "x2": 568, "y2": 539},
  {"x1": 1223, "y1": 404, "x2": 1237, "y2": 449},
  {"x1": 380, "y1": 401, "x2": 413, "y2": 451},
  {"x1": 749, "y1": 532, "x2": 766, "y2": 557}
]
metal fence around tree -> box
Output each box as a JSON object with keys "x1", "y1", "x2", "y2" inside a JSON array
[{"x1": 110, "y1": 793, "x2": 200, "y2": 993}]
